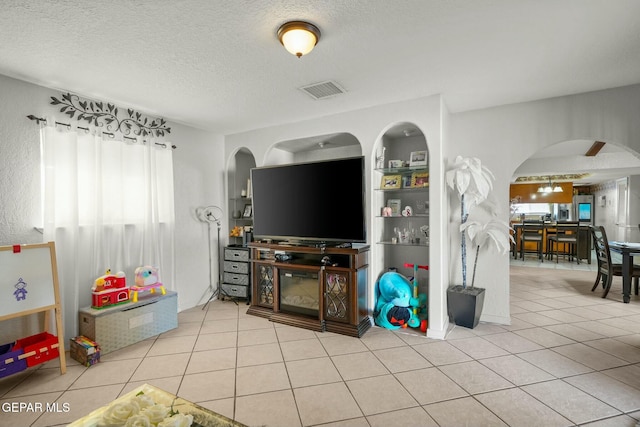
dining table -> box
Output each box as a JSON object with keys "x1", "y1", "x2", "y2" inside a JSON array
[{"x1": 608, "y1": 241, "x2": 640, "y2": 303}]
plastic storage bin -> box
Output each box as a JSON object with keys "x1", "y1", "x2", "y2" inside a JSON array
[
  {"x1": 13, "y1": 332, "x2": 60, "y2": 367},
  {"x1": 0, "y1": 342, "x2": 27, "y2": 378}
]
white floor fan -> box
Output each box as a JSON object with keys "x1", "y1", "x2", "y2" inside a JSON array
[{"x1": 196, "y1": 205, "x2": 230, "y2": 310}]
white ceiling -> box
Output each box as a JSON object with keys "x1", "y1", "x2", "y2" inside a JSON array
[{"x1": 1, "y1": 1, "x2": 640, "y2": 182}]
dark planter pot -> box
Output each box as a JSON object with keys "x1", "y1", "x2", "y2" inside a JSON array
[{"x1": 447, "y1": 285, "x2": 485, "y2": 329}]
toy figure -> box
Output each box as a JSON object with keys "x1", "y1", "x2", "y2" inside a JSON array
[
  {"x1": 131, "y1": 266, "x2": 166, "y2": 302},
  {"x1": 374, "y1": 272, "x2": 426, "y2": 330}
]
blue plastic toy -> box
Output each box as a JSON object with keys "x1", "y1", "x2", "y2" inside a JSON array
[{"x1": 374, "y1": 271, "x2": 426, "y2": 330}]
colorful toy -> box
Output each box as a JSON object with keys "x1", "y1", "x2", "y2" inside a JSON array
[
  {"x1": 404, "y1": 263, "x2": 429, "y2": 332},
  {"x1": 374, "y1": 271, "x2": 426, "y2": 330},
  {"x1": 130, "y1": 266, "x2": 166, "y2": 302},
  {"x1": 229, "y1": 226, "x2": 243, "y2": 237},
  {"x1": 91, "y1": 269, "x2": 129, "y2": 309}
]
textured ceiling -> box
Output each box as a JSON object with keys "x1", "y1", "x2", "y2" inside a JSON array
[{"x1": 1, "y1": 0, "x2": 639, "y2": 137}]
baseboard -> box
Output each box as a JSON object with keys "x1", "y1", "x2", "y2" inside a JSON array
[
  {"x1": 426, "y1": 319, "x2": 449, "y2": 340},
  {"x1": 427, "y1": 329, "x2": 447, "y2": 340},
  {"x1": 479, "y1": 313, "x2": 511, "y2": 325}
]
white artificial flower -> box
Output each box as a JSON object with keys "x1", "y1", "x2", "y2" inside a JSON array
[
  {"x1": 98, "y1": 400, "x2": 141, "y2": 427},
  {"x1": 133, "y1": 393, "x2": 156, "y2": 410},
  {"x1": 124, "y1": 414, "x2": 152, "y2": 427},
  {"x1": 157, "y1": 413, "x2": 194, "y2": 427},
  {"x1": 141, "y1": 403, "x2": 170, "y2": 425}
]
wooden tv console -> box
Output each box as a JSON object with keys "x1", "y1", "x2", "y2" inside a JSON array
[{"x1": 246, "y1": 242, "x2": 372, "y2": 337}]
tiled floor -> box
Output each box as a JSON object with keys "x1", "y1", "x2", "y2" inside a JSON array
[{"x1": 2, "y1": 259, "x2": 640, "y2": 427}]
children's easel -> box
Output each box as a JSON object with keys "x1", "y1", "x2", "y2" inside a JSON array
[{"x1": 0, "y1": 242, "x2": 66, "y2": 374}]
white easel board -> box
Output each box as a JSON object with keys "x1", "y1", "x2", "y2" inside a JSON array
[
  {"x1": 0, "y1": 245, "x2": 56, "y2": 317},
  {"x1": 0, "y1": 242, "x2": 66, "y2": 374}
]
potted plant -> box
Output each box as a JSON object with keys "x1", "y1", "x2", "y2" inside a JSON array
[{"x1": 445, "y1": 156, "x2": 513, "y2": 328}]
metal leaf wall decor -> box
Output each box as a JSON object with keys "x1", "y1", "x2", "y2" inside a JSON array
[{"x1": 50, "y1": 92, "x2": 171, "y2": 137}]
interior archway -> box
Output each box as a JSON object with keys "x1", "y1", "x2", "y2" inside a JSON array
[
  {"x1": 263, "y1": 132, "x2": 362, "y2": 165},
  {"x1": 510, "y1": 138, "x2": 640, "y2": 269}
]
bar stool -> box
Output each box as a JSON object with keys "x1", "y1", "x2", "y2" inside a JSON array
[
  {"x1": 520, "y1": 220, "x2": 544, "y2": 262},
  {"x1": 547, "y1": 221, "x2": 580, "y2": 263}
]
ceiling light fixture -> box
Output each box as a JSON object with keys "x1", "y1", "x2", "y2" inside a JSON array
[
  {"x1": 537, "y1": 176, "x2": 563, "y2": 194},
  {"x1": 278, "y1": 21, "x2": 321, "y2": 58}
]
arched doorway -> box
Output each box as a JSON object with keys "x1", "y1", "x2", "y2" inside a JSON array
[{"x1": 510, "y1": 139, "x2": 640, "y2": 268}]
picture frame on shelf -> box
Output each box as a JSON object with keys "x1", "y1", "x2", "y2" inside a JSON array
[
  {"x1": 388, "y1": 159, "x2": 403, "y2": 169},
  {"x1": 409, "y1": 150, "x2": 427, "y2": 168},
  {"x1": 381, "y1": 175, "x2": 402, "y2": 189},
  {"x1": 242, "y1": 204, "x2": 252, "y2": 218},
  {"x1": 415, "y1": 199, "x2": 428, "y2": 214},
  {"x1": 402, "y1": 175, "x2": 412, "y2": 188},
  {"x1": 411, "y1": 171, "x2": 429, "y2": 188},
  {"x1": 387, "y1": 199, "x2": 401, "y2": 216}
]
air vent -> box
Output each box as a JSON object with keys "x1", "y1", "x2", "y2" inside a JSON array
[{"x1": 299, "y1": 80, "x2": 346, "y2": 100}]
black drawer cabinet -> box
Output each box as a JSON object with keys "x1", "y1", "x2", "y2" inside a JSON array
[{"x1": 221, "y1": 246, "x2": 251, "y2": 300}]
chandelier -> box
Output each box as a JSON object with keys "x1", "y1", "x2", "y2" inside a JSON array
[{"x1": 537, "y1": 177, "x2": 563, "y2": 193}]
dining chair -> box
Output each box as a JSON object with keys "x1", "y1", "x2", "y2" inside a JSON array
[
  {"x1": 520, "y1": 220, "x2": 545, "y2": 262},
  {"x1": 547, "y1": 221, "x2": 580, "y2": 263},
  {"x1": 590, "y1": 225, "x2": 640, "y2": 298}
]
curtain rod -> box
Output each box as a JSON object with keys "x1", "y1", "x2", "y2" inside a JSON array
[{"x1": 26, "y1": 115, "x2": 177, "y2": 149}]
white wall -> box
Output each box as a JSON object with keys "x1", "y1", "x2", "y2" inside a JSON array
[
  {"x1": 0, "y1": 74, "x2": 221, "y2": 342},
  {"x1": 449, "y1": 84, "x2": 640, "y2": 324},
  {"x1": 171, "y1": 123, "x2": 224, "y2": 311},
  {"x1": 225, "y1": 95, "x2": 450, "y2": 339},
  {"x1": 594, "y1": 175, "x2": 640, "y2": 243}
]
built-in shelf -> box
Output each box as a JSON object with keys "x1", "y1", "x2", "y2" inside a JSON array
[
  {"x1": 375, "y1": 166, "x2": 429, "y2": 174},
  {"x1": 376, "y1": 214, "x2": 429, "y2": 218},
  {"x1": 375, "y1": 187, "x2": 429, "y2": 193},
  {"x1": 377, "y1": 241, "x2": 429, "y2": 247}
]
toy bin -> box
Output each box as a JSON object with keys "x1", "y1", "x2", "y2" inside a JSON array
[
  {"x1": 13, "y1": 332, "x2": 60, "y2": 367},
  {"x1": 70, "y1": 336, "x2": 100, "y2": 367},
  {"x1": 0, "y1": 342, "x2": 27, "y2": 378}
]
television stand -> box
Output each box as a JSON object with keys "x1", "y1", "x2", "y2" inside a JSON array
[
  {"x1": 275, "y1": 240, "x2": 351, "y2": 249},
  {"x1": 246, "y1": 242, "x2": 371, "y2": 337}
]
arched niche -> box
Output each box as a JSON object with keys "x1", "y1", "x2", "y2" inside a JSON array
[
  {"x1": 264, "y1": 132, "x2": 362, "y2": 165},
  {"x1": 371, "y1": 122, "x2": 430, "y2": 315},
  {"x1": 226, "y1": 147, "x2": 256, "y2": 245}
]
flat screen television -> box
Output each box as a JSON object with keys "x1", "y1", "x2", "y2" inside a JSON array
[{"x1": 251, "y1": 156, "x2": 366, "y2": 244}]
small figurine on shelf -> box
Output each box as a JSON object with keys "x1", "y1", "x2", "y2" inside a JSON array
[
  {"x1": 376, "y1": 146, "x2": 386, "y2": 170},
  {"x1": 130, "y1": 266, "x2": 166, "y2": 303},
  {"x1": 91, "y1": 269, "x2": 129, "y2": 309}
]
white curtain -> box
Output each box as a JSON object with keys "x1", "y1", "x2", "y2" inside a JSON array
[{"x1": 41, "y1": 123, "x2": 175, "y2": 338}]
